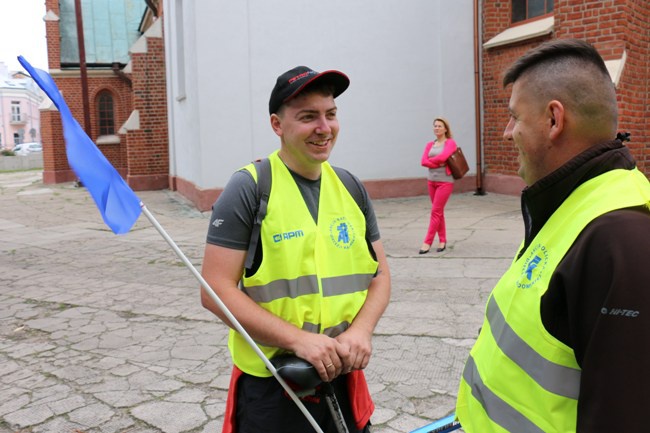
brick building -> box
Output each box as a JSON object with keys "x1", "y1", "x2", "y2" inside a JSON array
[
  {"x1": 41, "y1": 0, "x2": 168, "y2": 190},
  {"x1": 480, "y1": 0, "x2": 649, "y2": 194},
  {"x1": 40, "y1": 0, "x2": 649, "y2": 204}
]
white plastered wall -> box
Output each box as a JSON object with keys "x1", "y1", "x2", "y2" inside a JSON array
[{"x1": 163, "y1": 0, "x2": 477, "y2": 190}]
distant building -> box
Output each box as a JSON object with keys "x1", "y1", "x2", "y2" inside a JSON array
[
  {"x1": 161, "y1": 0, "x2": 649, "y2": 210},
  {"x1": 41, "y1": 0, "x2": 167, "y2": 188},
  {"x1": 0, "y1": 62, "x2": 44, "y2": 149},
  {"x1": 40, "y1": 0, "x2": 649, "y2": 208}
]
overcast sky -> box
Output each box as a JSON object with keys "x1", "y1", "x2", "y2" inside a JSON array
[{"x1": 0, "y1": 0, "x2": 49, "y2": 72}]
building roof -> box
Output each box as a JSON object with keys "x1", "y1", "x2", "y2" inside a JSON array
[
  {"x1": 59, "y1": 0, "x2": 147, "y2": 66},
  {"x1": 0, "y1": 63, "x2": 42, "y2": 96}
]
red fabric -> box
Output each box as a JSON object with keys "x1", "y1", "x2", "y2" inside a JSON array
[
  {"x1": 222, "y1": 365, "x2": 244, "y2": 433},
  {"x1": 222, "y1": 366, "x2": 374, "y2": 432},
  {"x1": 347, "y1": 369, "x2": 375, "y2": 430}
]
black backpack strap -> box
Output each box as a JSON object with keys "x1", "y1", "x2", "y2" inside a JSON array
[
  {"x1": 332, "y1": 166, "x2": 365, "y2": 213},
  {"x1": 245, "y1": 158, "x2": 271, "y2": 270}
]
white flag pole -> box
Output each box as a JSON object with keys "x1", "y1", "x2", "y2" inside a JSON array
[{"x1": 140, "y1": 204, "x2": 325, "y2": 433}]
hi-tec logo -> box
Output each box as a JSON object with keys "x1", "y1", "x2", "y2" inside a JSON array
[
  {"x1": 517, "y1": 243, "x2": 548, "y2": 289},
  {"x1": 272, "y1": 230, "x2": 304, "y2": 243},
  {"x1": 601, "y1": 307, "x2": 640, "y2": 318},
  {"x1": 329, "y1": 217, "x2": 356, "y2": 249}
]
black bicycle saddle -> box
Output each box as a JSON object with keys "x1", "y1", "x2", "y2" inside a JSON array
[{"x1": 270, "y1": 354, "x2": 322, "y2": 391}]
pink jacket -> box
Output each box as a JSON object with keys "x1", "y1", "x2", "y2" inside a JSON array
[{"x1": 420, "y1": 138, "x2": 458, "y2": 176}]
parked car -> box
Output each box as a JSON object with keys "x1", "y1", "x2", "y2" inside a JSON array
[
  {"x1": 26, "y1": 142, "x2": 42, "y2": 153},
  {"x1": 13, "y1": 142, "x2": 42, "y2": 155}
]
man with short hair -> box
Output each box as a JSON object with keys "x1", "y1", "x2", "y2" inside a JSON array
[
  {"x1": 201, "y1": 66, "x2": 391, "y2": 433},
  {"x1": 456, "y1": 39, "x2": 650, "y2": 432}
]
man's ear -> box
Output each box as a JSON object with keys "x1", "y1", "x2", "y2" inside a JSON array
[
  {"x1": 547, "y1": 100, "x2": 564, "y2": 140},
  {"x1": 270, "y1": 114, "x2": 282, "y2": 137}
]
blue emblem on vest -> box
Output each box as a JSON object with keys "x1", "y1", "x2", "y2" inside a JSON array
[
  {"x1": 330, "y1": 216, "x2": 356, "y2": 249},
  {"x1": 517, "y1": 244, "x2": 548, "y2": 289}
]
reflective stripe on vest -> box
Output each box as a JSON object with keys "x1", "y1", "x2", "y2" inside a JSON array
[
  {"x1": 485, "y1": 296, "x2": 581, "y2": 399},
  {"x1": 243, "y1": 273, "x2": 374, "y2": 303},
  {"x1": 456, "y1": 168, "x2": 650, "y2": 433},
  {"x1": 232, "y1": 150, "x2": 378, "y2": 376},
  {"x1": 462, "y1": 355, "x2": 545, "y2": 433}
]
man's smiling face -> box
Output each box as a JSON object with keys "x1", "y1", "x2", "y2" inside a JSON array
[{"x1": 272, "y1": 91, "x2": 339, "y2": 179}]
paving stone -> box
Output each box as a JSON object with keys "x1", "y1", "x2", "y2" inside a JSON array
[
  {"x1": 131, "y1": 402, "x2": 207, "y2": 433},
  {"x1": 4, "y1": 404, "x2": 54, "y2": 428},
  {"x1": 0, "y1": 171, "x2": 520, "y2": 432},
  {"x1": 48, "y1": 395, "x2": 87, "y2": 415},
  {"x1": 68, "y1": 402, "x2": 115, "y2": 427},
  {"x1": 0, "y1": 394, "x2": 30, "y2": 417}
]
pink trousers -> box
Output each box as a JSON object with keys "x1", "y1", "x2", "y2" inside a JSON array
[{"x1": 423, "y1": 180, "x2": 453, "y2": 245}]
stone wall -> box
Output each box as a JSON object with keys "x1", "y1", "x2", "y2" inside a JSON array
[{"x1": 0, "y1": 153, "x2": 44, "y2": 171}]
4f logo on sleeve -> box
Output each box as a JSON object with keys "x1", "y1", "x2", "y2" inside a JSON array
[{"x1": 329, "y1": 217, "x2": 356, "y2": 249}]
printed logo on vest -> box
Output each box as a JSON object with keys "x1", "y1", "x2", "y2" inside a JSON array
[
  {"x1": 272, "y1": 230, "x2": 305, "y2": 243},
  {"x1": 329, "y1": 217, "x2": 356, "y2": 249},
  {"x1": 517, "y1": 243, "x2": 548, "y2": 289}
]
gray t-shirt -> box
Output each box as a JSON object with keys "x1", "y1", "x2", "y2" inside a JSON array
[
  {"x1": 206, "y1": 166, "x2": 380, "y2": 251},
  {"x1": 427, "y1": 144, "x2": 455, "y2": 182}
]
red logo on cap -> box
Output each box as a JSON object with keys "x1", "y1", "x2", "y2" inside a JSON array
[{"x1": 288, "y1": 71, "x2": 315, "y2": 83}]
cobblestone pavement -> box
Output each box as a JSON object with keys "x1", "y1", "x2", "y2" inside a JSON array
[{"x1": 0, "y1": 170, "x2": 522, "y2": 433}]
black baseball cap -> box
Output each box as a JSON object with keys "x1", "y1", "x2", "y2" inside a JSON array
[{"x1": 268, "y1": 66, "x2": 350, "y2": 115}]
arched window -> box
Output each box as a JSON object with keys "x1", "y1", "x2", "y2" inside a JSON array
[{"x1": 97, "y1": 90, "x2": 115, "y2": 135}]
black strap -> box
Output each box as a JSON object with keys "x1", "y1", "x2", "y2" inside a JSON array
[
  {"x1": 332, "y1": 166, "x2": 365, "y2": 211},
  {"x1": 244, "y1": 158, "x2": 271, "y2": 270}
]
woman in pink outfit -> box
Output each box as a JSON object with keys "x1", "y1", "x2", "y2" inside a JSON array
[{"x1": 419, "y1": 117, "x2": 457, "y2": 254}]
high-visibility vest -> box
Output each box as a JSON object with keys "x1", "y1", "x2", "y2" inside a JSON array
[
  {"x1": 232, "y1": 151, "x2": 379, "y2": 376},
  {"x1": 456, "y1": 168, "x2": 650, "y2": 433}
]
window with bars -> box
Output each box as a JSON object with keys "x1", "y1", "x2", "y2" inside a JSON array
[
  {"x1": 97, "y1": 91, "x2": 115, "y2": 135},
  {"x1": 512, "y1": 0, "x2": 553, "y2": 23}
]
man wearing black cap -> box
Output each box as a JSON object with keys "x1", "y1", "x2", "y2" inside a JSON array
[{"x1": 201, "y1": 66, "x2": 391, "y2": 433}]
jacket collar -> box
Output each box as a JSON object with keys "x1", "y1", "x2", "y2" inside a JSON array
[{"x1": 518, "y1": 140, "x2": 636, "y2": 256}]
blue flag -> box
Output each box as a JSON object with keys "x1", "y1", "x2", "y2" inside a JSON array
[{"x1": 18, "y1": 56, "x2": 142, "y2": 234}]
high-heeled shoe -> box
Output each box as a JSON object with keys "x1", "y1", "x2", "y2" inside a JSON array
[
  {"x1": 436, "y1": 245, "x2": 446, "y2": 252},
  {"x1": 418, "y1": 248, "x2": 430, "y2": 254}
]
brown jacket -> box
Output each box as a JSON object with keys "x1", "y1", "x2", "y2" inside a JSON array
[{"x1": 520, "y1": 139, "x2": 650, "y2": 432}]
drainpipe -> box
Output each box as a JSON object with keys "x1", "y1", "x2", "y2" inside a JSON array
[
  {"x1": 473, "y1": 0, "x2": 486, "y2": 195},
  {"x1": 144, "y1": 0, "x2": 159, "y2": 17},
  {"x1": 112, "y1": 63, "x2": 132, "y2": 87},
  {"x1": 74, "y1": 0, "x2": 92, "y2": 138}
]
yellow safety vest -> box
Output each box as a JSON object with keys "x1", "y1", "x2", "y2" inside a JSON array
[
  {"x1": 456, "y1": 169, "x2": 650, "y2": 433},
  {"x1": 231, "y1": 151, "x2": 378, "y2": 376}
]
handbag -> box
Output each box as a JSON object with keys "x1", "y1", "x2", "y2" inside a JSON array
[{"x1": 447, "y1": 147, "x2": 469, "y2": 179}]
